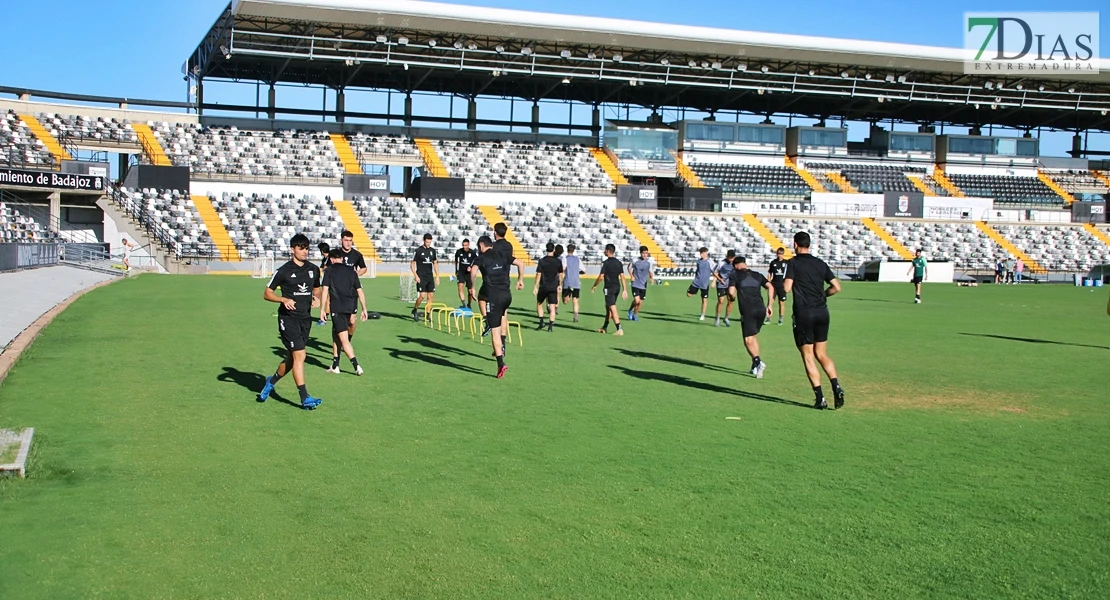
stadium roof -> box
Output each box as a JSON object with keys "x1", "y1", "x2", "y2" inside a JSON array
[{"x1": 189, "y1": 0, "x2": 1110, "y2": 131}]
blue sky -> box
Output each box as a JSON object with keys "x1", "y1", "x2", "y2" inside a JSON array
[{"x1": 0, "y1": 0, "x2": 1106, "y2": 156}]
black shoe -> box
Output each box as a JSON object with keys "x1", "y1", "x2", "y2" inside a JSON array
[
  {"x1": 814, "y1": 399, "x2": 828, "y2": 410},
  {"x1": 833, "y1": 387, "x2": 845, "y2": 410},
  {"x1": 535, "y1": 322, "x2": 546, "y2": 331},
  {"x1": 410, "y1": 310, "x2": 419, "y2": 322},
  {"x1": 547, "y1": 323, "x2": 554, "y2": 332}
]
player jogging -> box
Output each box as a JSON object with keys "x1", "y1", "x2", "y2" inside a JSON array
[
  {"x1": 687, "y1": 247, "x2": 713, "y2": 321},
  {"x1": 454, "y1": 238, "x2": 478, "y2": 308},
  {"x1": 321, "y1": 248, "x2": 369, "y2": 376},
  {"x1": 259, "y1": 233, "x2": 323, "y2": 410},
  {"x1": 627, "y1": 246, "x2": 653, "y2": 321},
  {"x1": 907, "y1": 249, "x2": 928, "y2": 304},
  {"x1": 561, "y1": 243, "x2": 584, "y2": 322},
  {"x1": 471, "y1": 235, "x2": 525, "y2": 378},
  {"x1": 783, "y1": 231, "x2": 845, "y2": 410},
  {"x1": 728, "y1": 256, "x2": 774, "y2": 378},
  {"x1": 533, "y1": 242, "x2": 564, "y2": 331},
  {"x1": 592, "y1": 243, "x2": 628, "y2": 336},
  {"x1": 714, "y1": 250, "x2": 736, "y2": 327},
  {"x1": 410, "y1": 233, "x2": 439, "y2": 321},
  {"x1": 339, "y1": 231, "x2": 368, "y2": 275},
  {"x1": 120, "y1": 238, "x2": 137, "y2": 272},
  {"x1": 767, "y1": 247, "x2": 788, "y2": 324}
]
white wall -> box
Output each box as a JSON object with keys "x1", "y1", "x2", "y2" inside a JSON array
[
  {"x1": 465, "y1": 191, "x2": 613, "y2": 209},
  {"x1": 190, "y1": 181, "x2": 344, "y2": 201},
  {"x1": 683, "y1": 152, "x2": 784, "y2": 167}
]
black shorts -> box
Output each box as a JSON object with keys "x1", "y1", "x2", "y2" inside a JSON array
[
  {"x1": 632, "y1": 287, "x2": 647, "y2": 299},
  {"x1": 457, "y1": 271, "x2": 473, "y2": 289},
  {"x1": 792, "y1": 308, "x2": 831, "y2": 347},
  {"x1": 687, "y1": 285, "x2": 709, "y2": 298},
  {"x1": 278, "y1": 316, "x2": 312, "y2": 351},
  {"x1": 537, "y1": 290, "x2": 559, "y2": 305},
  {"x1": 485, "y1": 291, "x2": 513, "y2": 328},
  {"x1": 330, "y1": 313, "x2": 353, "y2": 337},
  {"x1": 477, "y1": 283, "x2": 488, "y2": 302},
  {"x1": 417, "y1": 277, "x2": 436, "y2": 293},
  {"x1": 772, "y1": 282, "x2": 787, "y2": 302},
  {"x1": 717, "y1": 287, "x2": 731, "y2": 298},
  {"x1": 604, "y1": 291, "x2": 618, "y2": 308},
  {"x1": 562, "y1": 287, "x2": 580, "y2": 299},
  {"x1": 740, "y1": 308, "x2": 765, "y2": 337},
  {"x1": 911, "y1": 275, "x2": 923, "y2": 285}
]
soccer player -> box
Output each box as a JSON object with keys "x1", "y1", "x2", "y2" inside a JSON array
[
  {"x1": 454, "y1": 238, "x2": 478, "y2": 308},
  {"x1": 728, "y1": 256, "x2": 774, "y2": 378},
  {"x1": 259, "y1": 233, "x2": 323, "y2": 410},
  {"x1": 410, "y1": 233, "x2": 439, "y2": 321},
  {"x1": 317, "y1": 242, "x2": 331, "y2": 271},
  {"x1": 321, "y1": 248, "x2": 369, "y2": 376},
  {"x1": 907, "y1": 249, "x2": 928, "y2": 304},
  {"x1": 338, "y1": 231, "x2": 368, "y2": 276},
  {"x1": 561, "y1": 243, "x2": 584, "y2": 322},
  {"x1": 470, "y1": 235, "x2": 524, "y2": 378},
  {"x1": 627, "y1": 246, "x2": 654, "y2": 321},
  {"x1": 591, "y1": 243, "x2": 628, "y2": 336},
  {"x1": 533, "y1": 242, "x2": 564, "y2": 331},
  {"x1": 713, "y1": 250, "x2": 736, "y2": 327},
  {"x1": 687, "y1": 247, "x2": 713, "y2": 321},
  {"x1": 767, "y1": 247, "x2": 788, "y2": 325},
  {"x1": 121, "y1": 238, "x2": 136, "y2": 271},
  {"x1": 784, "y1": 231, "x2": 845, "y2": 410}
]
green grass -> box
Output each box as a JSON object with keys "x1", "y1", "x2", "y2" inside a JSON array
[{"x1": 1, "y1": 275, "x2": 1108, "y2": 599}]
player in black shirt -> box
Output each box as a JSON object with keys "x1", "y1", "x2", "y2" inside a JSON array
[
  {"x1": 339, "y1": 230, "x2": 368, "y2": 276},
  {"x1": 591, "y1": 243, "x2": 628, "y2": 336},
  {"x1": 259, "y1": 233, "x2": 323, "y2": 410},
  {"x1": 767, "y1": 247, "x2": 788, "y2": 325},
  {"x1": 783, "y1": 231, "x2": 845, "y2": 410},
  {"x1": 728, "y1": 256, "x2": 774, "y2": 379},
  {"x1": 410, "y1": 233, "x2": 440, "y2": 321},
  {"x1": 470, "y1": 235, "x2": 525, "y2": 378},
  {"x1": 321, "y1": 248, "x2": 369, "y2": 376},
  {"x1": 454, "y1": 238, "x2": 479, "y2": 309},
  {"x1": 533, "y1": 242, "x2": 564, "y2": 332}
]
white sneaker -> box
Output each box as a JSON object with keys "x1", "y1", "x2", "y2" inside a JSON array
[
  {"x1": 326, "y1": 366, "x2": 340, "y2": 374},
  {"x1": 723, "y1": 318, "x2": 731, "y2": 327},
  {"x1": 699, "y1": 314, "x2": 706, "y2": 321},
  {"x1": 755, "y1": 361, "x2": 767, "y2": 379},
  {"x1": 914, "y1": 298, "x2": 921, "y2": 304},
  {"x1": 355, "y1": 365, "x2": 364, "y2": 376},
  {"x1": 714, "y1": 319, "x2": 720, "y2": 327}
]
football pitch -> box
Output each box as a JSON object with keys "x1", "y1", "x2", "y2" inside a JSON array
[{"x1": 1, "y1": 275, "x2": 1108, "y2": 599}]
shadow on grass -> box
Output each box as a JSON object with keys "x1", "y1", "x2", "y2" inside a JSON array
[
  {"x1": 841, "y1": 297, "x2": 907, "y2": 304},
  {"x1": 397, "y1": 334, "x2": 483, "y2": 358},
  {"x1": 959, "y1": 332, "x2": 1109, "y2": 351},
  {"x1": 609, "y1": 365, "x2": 812, "y2": 409},
  {"x1": 216, "y1": 367, "x2": 302, "y2": 409},
  {"x1": 637, "y1": 310, "x2": 724, "y2": 326},
  {"x1": 383, "y1": 347, "x2": 487, "y2": 376},
  {"x1": 270, "y1": 346, "x2": 328, "y2": 369},
  {"x1": 615, "y1": 348, "x2": 743, "y2": 375}
]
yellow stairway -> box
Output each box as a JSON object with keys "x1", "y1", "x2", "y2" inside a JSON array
[
  {"x1": 191, "y1": 195, "x2": 241, "y2": 262},
  {"x1": 931, "y1": 167, "x2": 965, "y2": 197},
  {"x1": 330, "y1": 133, "x2": 363, "y2": 175},
  {"x1": 413, "y1": 139, "x2": 448, "y2": 177},
  {"x1": 590, "y1": 147, "x2": 629, "y2": 185},
  {"x1": 743, "y1": 214, "x2": 793, "y2": 258},
  {"x1": 1036, "y1": 170, "x2": 1075, "y2": 205},
  {"x1": 862, "y1": 218, "x2": 914, "y2": 260},
  {"x1": 612, "y1": 209, "x2": 676, "y2": 268},
  {"x1": 826, "y1": 171, "x2": 858, "y2": 193},
  {"x1": 669, "y1": 151, "x2": 705, "y2": 188},
  {"x1": 131, "y1": 123, "x2": 172, "y2": 166},
  {"x1": 1082, "y1": 223, "x2": 1110, "y2": 248},
  {"x1": 20, "y1": 114, "x2": 71, "y2": 164},
  {"x1": 905, "y1": 174, "x2": 937, "y2": 196},
  {"x1": 332, "y1": 200, "x2": 380, "y2": 263},
  {"x1": 785, "y1": 156, "x2": 827, "y2": 193},
  {"x1": 475, "y1": 205, "x2": 534, "y2": 265},
  {"x1": 975, "y1": 221, "x2": 1044, "y2": 273},
  {"x1": 1090, "y1": 170, "x2": 1110, "y2": 189}
]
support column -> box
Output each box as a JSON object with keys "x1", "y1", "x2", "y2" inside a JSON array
[
  {"x1": 196, "y1": 79, "x2": 204, "y2": 116},
  {"x1": 267, "y1": 83, "x2": 276, "y2": 120},
  {"x1": 531, "y1": 101, "x2": 540, "y2": 134},
  {"x1": 404, "y1": 94, "x2": 413, "y2": 127},
  {"x1": 118, "y1": 153, "x2": 129, "y2": 183},
  {"x1": 467, "y1": 97, "x2": 477, "y2": 130},
  {"x1": 49, "y1": 192, "x2": 61, "y2": 231},
  {"x1": 591, "y1": 105, "x2": 601, "y2": 144},
  {"x1": 404, "y1": 167, "x2": 413, "y2": 189},
  {"x1": 1072, "y1": 133, "x2": 1083, "y2": 157},
  {"x1": 336, "y1": 89, "x2": 346, "y2": 123}
]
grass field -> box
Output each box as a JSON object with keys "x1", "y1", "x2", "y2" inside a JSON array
[{"x1": 1, "y1": 274, "x2": 1108, "y2": 599}]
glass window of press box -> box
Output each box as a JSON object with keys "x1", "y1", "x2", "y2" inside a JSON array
[
  {"x1": 684, "y1": 123, "x2": 784, "y2": 145},
  {"x1": 799, "y1": 128, "x2": 847, "y2": 148},
  {"x1": 605, "y1": 124, "x2": 677, "y2": 161},
  {"x1": 948, "y1": 136, "x2": 1038, "y2": 156},
  {"x1": 890, "y1": 134, "x2": 935, "y2": 153}
]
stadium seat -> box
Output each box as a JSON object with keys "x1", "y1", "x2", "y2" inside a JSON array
[
  {"x1": 434, "y1": 140, "x2": 614, "y2": 191},
  {"x1": 947, "y1": 173, "x2": 1061, "y2": 206},
  {"x1": 150, "y1": 123, "x2": 345, "y2": 180},
  {"x1": 687, "y1": 163, "x2": 810, "y2": 198},
  {"x1": 0, "y1": 110, "x2": 55, "y2": 167}
]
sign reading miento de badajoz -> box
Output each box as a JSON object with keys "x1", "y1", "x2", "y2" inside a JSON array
[
  {"x1": 0, "y1": 167, "x2": 105, "y2": 191},
  {"x1": 965, "y1": 12, "x2": 1100, "y2": 74}
]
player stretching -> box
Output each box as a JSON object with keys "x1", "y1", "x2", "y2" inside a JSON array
[
  {"x1": 472, "y1": 235, "x2": 524, "y2": 378},
  {"x1": 259, "y1": 233, "x2": 323, "y2": 410},
  {"x1": 533, "y1": 242, "x2": 564, "y2": 331},
  {"x1": 767, "y1": 247, "x2": 788, "y2": 324},
  {"x1": 687, "y1": 247, "x2": 713, "y2": 320},
  {"x1": 907, "y1": 249, "x2": 928, "y2": 304},
  {"x1": 561, "y1": 243, "x2": 584, "y2": 322},
  {"x1": 783, "y1": 232, "x2": 844, "y2": 410},
  {"x1": 592, "y1": 243, "x2": 628, "y2": 336},
  {"x1": 627, "y1": 246, "x2": 654, "y2": 321},
  {"x1": 410, "y1": 233, "x2": 439, "y2": 321},
  {"x1": 728, "y1": 256, "x2": 774, "y2": 378},
  {"x1": 321, "y1": 248, "x2": 369, "y2": 375},
  {"x1": 454, "y1": 238, "x2": 478, "y2": 309},
  {"x1": 121, "y1": 238, "x2": 137, "y2": 272},
  {"x1": 714, "y1": 250, "x2": 736, "y2": 327}
]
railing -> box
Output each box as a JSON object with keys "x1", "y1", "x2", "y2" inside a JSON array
[
  {"x1": 0, "y1": 150, "x2": 57, "y2": 171},
  {"x1": 189, "y1": 171, "x2": 344, "y2": 186},
  {"x1": 0, "y1": 191, "x2": 99, "y2": 245}
]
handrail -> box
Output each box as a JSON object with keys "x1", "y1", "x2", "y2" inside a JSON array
[{"x1": 0, "y1": 190, "x2": 98, "y2": 244}]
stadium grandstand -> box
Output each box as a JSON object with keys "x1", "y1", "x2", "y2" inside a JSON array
[{"x1": 0, "y1": 0, "x2": 1108, "y2": 281}]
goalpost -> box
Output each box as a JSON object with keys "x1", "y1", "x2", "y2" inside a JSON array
[
  {"x1": 251, "y1": 256, "x2": 275, "y2": 279},
  {"x1": 399, "y1": 273, "x2": 417, "y2": 302}
]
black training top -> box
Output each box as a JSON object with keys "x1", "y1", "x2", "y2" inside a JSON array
[
  {"x1": 730, "y1": 268, "x2": 769, "y2": 312},
  {"x1": 412, "y1": 246, "x2": 438, "y2": 277},
  {"x1": 537, "y1": 255, "x2": 564, "y2": 292},
  {"x1": 340, "y1": 247, "x2": 367, "y2": 270},
  {"x1": 322, "y1": 263, "x2": 362, "y2": 314},
  {"x1": 476, "y1": 249, "x2": 511, "y2": 292},
  {"x1": 493, "y1": 238, "x2": 514, "y2": 263},
  {"x1": 600, "y1": 256, "x2": 624, "y2": 293},
  {"x1": 268, "y1": 259, "x2": 320, "y2": 319},
  {"x1": 454, "y1": 247, "x2": 478, "y2": 273},
  {"x1": 784, "y1": 254, "x2": 836, "y2": 313},
  {"x1": 769, "y1": 258, "x2": 788, "y2": 283}
]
